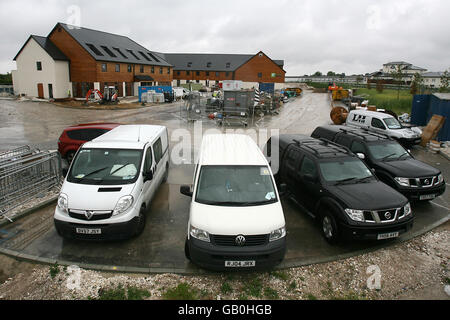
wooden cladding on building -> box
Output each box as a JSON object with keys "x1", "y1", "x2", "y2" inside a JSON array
[{"x1": 234, "y1": 53, "x2": 285, "y2": 83}]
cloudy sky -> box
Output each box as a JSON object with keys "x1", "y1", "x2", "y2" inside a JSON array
[{"x1": 1, "y1": 0, "x2": 449, "y2": 75}]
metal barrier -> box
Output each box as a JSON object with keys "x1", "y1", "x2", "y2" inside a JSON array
[
  {"x1": 180, "y1": 92, "x2": 213, "y2": 122},
  {"x1": 0, "y1": 145, "x2": 32, "y2": 164},
  {"x1": 0, "y1": 149, "x2": 62, "y2": 221}
]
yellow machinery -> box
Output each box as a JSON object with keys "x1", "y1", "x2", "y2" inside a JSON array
[{"x1": 331, "y1": 89, "x2": 349, "y2": 101}]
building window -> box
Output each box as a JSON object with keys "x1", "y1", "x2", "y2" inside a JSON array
[
  {"x1": 215, "y1": 72, "x2": 220, "y2": 77},
  {"x1": 115, "y1": 64, "x2": 120, "y2": 72},
  {"x1": 226, "y1": 72, "x2": 230, "y2": 77},
  {"x1": 160, "y1": 67, "x2": 163, "y2": 74},
  {"x1": 226, "y1": 62, "x2": 231, "y2": 68},
  {"x1": 36, "y1": 61, "x2": 42, "y2": 71},
  {"x1": 140, "y1": 65, "x2": 144, "y2": 73},
  {"x1": 127, "y1": 64, "x2": 132, "y2": 72},
  {"x1": 258, "y1": 72, "x2": 262, "y2": 78},
  {"x1": 177, "y1": 71, "x2": 180, "y2": 76},
  {"x1": 101, "y1": 63, "x2": 107, "y2": 72},
  {"x1": 206, "y1": 62, "x2": 211, "y2": 68},
  {"x1": 167, "y1": 68, "x2": 171, "y2": 74},
  {"x1": 187, "y1": 62, "x2": 192, "y2": 68},
  {"x1": 196, "y1": 71, "x2": 200, "y2": 76},
  {"x1": 186, "y1": 71, "x2": 190, "y2": 76},
  {"x1": 206, "y1": 71, "x2": 209, "y2": 77},
  {"x1": 151, "y1": 66, "x2": 154, "y2": 73}
]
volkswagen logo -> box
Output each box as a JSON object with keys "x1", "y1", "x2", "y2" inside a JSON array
[
  {"x1": 235, "y1": 235, "x2": 246, "y2": 246},
  {"x1": 85, "y1": 210, "x2": 94, "y2": 220},
  {"x1": 384, "y1": 212, "x2": 392, "y2": 220}
]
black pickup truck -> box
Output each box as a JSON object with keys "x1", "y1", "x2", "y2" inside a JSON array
[
  {"x1": 264, "y1": 135, "x2": 413, "y2": 244},
  {"x1": 311, "y1": 125, "x2": 446, "y2": 202}
]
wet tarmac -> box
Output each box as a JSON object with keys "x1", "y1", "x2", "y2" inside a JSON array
[{"x1": 0, "y1": 92, "x2": 449, "y2": 273}]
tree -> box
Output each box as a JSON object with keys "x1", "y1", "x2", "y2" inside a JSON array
[
  {"x1": 367, "y1": 81, "x2": 372, "y2": 90},
  {"x1": 410, "y1": 72, "x2": 424, "y2": 95},
  {"x1": 313, "y1": 71, "x2": 322, "y2": 77},
  {"x1": 376, "y1": 81, "x2": 384, "y2": 93},
  {"x1": 327, "y1": 71, "x2": 336, "y2": 76},
  {"x1": 391, "y1": 66, "x2": 405, "y2": 100},
  {"x1": 440, "y1": 69, "x2": 449, "y2": 93}
]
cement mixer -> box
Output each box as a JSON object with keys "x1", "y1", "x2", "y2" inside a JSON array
[{"x1": 330, "y1": 106, "x2": 349, "y2": 125}]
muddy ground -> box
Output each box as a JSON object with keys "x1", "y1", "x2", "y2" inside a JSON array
[{"x1": 1, "y1": 221, "x2": 448, "y2": 300}]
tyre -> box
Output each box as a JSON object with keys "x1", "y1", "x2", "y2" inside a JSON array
[
  {"x1": 66, "y1": 151, "x2": 76, "y2": 164},
  {"x1": 162, "y1": 162, "x2": 169, "y2": 183},
  {"x1": 134, "y1": 206, "x2": 147, "y2": 237},
  {"x1": 184, "y1": 238, "x2": 191, "y2": 260},
  {"x1": 321, "y1": 211, "x2": 340, "y2": 244}
]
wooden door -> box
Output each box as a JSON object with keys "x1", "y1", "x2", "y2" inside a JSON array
[{"x1": 37, "y1": 83, "x2": 44, "y2": 98}]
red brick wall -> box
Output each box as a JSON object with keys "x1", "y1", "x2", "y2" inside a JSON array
[{"x1": 234, "y1": 53, "x2": 285, "y2": 83}]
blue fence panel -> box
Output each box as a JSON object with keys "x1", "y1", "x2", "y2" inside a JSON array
[
  {"x1": 428, "y1": 95, "x2": 450, "y2": 141},
  {"x1": 259, "y1": 83, "x2": 275, "y2": 94},
  {"x1": 138, "y1": 86, "x2": 172, "y2": 102},
  {"x1": 411, "y1": 94, "x2": 430, "y2": 126}
]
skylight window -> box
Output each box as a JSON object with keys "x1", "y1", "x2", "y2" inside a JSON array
[
  {"x1": 226, "y1": 62, "x2": 231, "y2": 68},
  {"x1": 113, "y1": 48, "x2": 128, "y2": 59},
  {"x1": 187, "y1": 62, "x2": 192, "y2": 67},
  {"x1": 101, "y1": 46, "x2": 117, "y2": 58},
  {"x1": 126, "y1": 49, "x2": 140, "y2": 60},
  {"x1": 86, "y1": 43, "x2": 103, "y2": 56},
  {"x1": 139, "y1": 51, "x2": 151, "y2": 61},
  {"x1": 147, "y1": 52, "x2": 160, "y2": 62},
  {"x1": 207, "y1": 62, "x2": 212, "y2": 68}
]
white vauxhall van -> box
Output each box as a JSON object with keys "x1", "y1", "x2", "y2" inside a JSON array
[
  {"x1": 180, "y1": 134, "x2": 286, "y2": 270},
  {"x1": 346, "y1": 110, "x2": 422, "y2": 146},
  {"x1": 54, "y1": 125, "x2": 169, "y2": 240}
]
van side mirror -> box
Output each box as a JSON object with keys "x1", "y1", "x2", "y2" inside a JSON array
[
  {"x1": 180, "y1": 185, "x2": 193, "y2": 197},
  {"x1": 356, "y1": 153, "x2": 366, "y2": 160},
  {"x1": 144, "y1": 170, "x2": 154, "y2": 182}
]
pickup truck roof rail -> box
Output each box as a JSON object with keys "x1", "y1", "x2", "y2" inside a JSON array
[
  {"x1": 339, "y1": 127, "x2": 391, "y2": 141},
  {"x1": 292, "y1": 138, "x2": 352, "y2": 158}
]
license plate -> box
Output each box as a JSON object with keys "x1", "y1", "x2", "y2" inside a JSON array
[
  {"x1": 377, "y1": 231, "x2": 399, "y2": 240},
  {"x1": 225, "y1": 261, "x2": 256, "y2": 268},
  {"x1": 76, "y1": 228, "x2": 102, "y2": 235},
  {"x1": 420, "y1": 194, "x2": 435, "y2": 200}
]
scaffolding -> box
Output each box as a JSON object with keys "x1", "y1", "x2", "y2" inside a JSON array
[{"x1": 0, "y1": 148, "x2": 62, "y2": 221}]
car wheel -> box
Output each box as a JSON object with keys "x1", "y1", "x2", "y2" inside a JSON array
[
  {"x1": 66, "y1": 151, "x2": 75, "y2": 164},
  {"x1": 184, "y1": 238, "x2": 191, "y2": 260},
  {"x1": 134, "y1": 206, "x2": 146, "y2": 237},
  {"x1": 321, "y1": 211, "x2": 340, "y2": 244}
]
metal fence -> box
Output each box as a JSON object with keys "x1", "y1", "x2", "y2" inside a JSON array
[
  {"x1": 180, "y1": 92, "x2": 215, "y2": 122},
  {"x1": 0, "y1": 147, "x2": 62, "y2": 221}
]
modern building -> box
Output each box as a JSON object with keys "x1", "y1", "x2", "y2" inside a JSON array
[
  {"x1": 422, "y1": 72, "x2": 446, "y2": 89},
  {"x1": 12, "y1": 22, "x2": 173, "y2": 99},
  {"x1": 368, "y1": 61, "x2": 428, "y2": 85},
  {"x1": 160, "y1": 52, "x2": 286, "y2": 88},
  {"x1": 12, "y1": 23, "x2": 287, "y2": 99}
]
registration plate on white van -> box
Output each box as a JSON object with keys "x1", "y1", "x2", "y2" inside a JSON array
[
  {"x1": 225, "y1": 261, "x2": 255, "y2": 268},
  {"x1": 76, "y1": 228, "x2": 102, "y2": 235},
  {"x1": 377, "y1": 232, "x2": 399, "y2": 240}
]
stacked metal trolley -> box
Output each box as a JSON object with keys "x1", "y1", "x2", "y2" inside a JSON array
[{"x1": 0, "y1": 146, "x2": 62, "y2": 221}]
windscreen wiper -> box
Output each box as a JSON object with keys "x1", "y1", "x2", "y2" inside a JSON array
[
  {"x1": 396, "y1": 152, "x2": 410, "y2": 161},
  {"x1": 77, "y1": 166, "x2": 110, "y2": 181},
  {"x1": 334, "y1": 177, "x2": 358, "y2": 185},
  {"x1": 381, "y1": 153, "x2": 397, "y2": 161}
]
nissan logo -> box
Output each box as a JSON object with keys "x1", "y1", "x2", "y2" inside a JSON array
[
  {"x1": 235, "y1": 235, "x2": 246, "y2": 246},
  {"x1": 384, "y1": 212, "x2": 392, "y2": 220},
  {"x1": 85, "y1": 210, "x2": 94, "y2": 220}
]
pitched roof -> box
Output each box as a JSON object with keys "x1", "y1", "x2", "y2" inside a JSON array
[
  {"x1": 422, "y1": 71, "x2": 444, "y2": 78},
  {"x1": 52, "y1": 23, "x2": 171, "y2": 67},
  {"x1": 13, "y1": 35, "x2": 68, "y2": 61},
  {"x1": 160, "y1": 52, "x2": 284, "y2": 72},
  {"x1": 383, "y1": 61, "x2": 412, "y2": 66}
]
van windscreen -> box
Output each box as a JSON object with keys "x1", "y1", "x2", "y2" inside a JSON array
[
  {"x1": 383, "y1": 117, "x2": 402, "y2": 129},
  {"x1": 67, "y1": 148, "x2": 143, "y2": 185},
  {"x1": 195, "y1": 166, "x2": 277, "y2": 206}
]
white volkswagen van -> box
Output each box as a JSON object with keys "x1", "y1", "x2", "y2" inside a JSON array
[
  {"x1": 346, "y1": 110, "x2": 422, "y2": 146},
  {"x1": 180, "y1": 134, "x2": 286, "y2": 270},
  {"x1": 54, "y1": 125, "x2": 169, "y2": 240}
]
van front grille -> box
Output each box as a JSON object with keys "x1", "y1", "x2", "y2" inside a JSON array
[{"x1": 211, "y1": 234, "x2": 269, "y2": 247}]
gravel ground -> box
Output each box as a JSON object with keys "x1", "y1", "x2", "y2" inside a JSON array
[{"x1": 0, "y1": 221, "x2": 448, "y2": 300}]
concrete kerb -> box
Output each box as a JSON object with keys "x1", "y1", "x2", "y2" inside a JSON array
[{"x1": 0, "y1": 203, "x2": 448, "y2": 276}]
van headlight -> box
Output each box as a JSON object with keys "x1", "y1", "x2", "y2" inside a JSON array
[
  {"x1": 345, "y1": 209, "x2": 365, "y2": 222},
  {"x1": 190, "y1": 225, "x2": 210, "y2": 242},
  {"x1": 57, "y1": 193, "x2": 68, "y2": 213},
  {"x1": 113, "y1": 195, "x2": 134, "y2": 216},
  {"x1": 395, "y1": 177, "x2": 411, "y2": 187},
  {"x1": 269, "y1": 226, "x2": 286, "y2": 242}
]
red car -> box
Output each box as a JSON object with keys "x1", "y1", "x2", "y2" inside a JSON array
[{"x1": 58, "y1": 123, "x2": 120, "y2": 162}]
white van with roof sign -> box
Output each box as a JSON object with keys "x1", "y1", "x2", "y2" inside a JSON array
[
  {"x1": 346, "y1": 109, "x2": 422, "y2": 146},
  {"x1": 54, "y1": 125, "x2": 169, "y2": 240},
  {"x1": 180, "y1": 134, "x2": 286, "y2": 271}
]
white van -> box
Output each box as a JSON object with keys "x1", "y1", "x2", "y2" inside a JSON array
[
  {"x1": 180, "y1": 134, "x2": 286, "y2": 270},
  {"x1": 346, "y1": 110, "x2": 422, "y2": 146},
  {"x1": 54, "y1": 125, "x2": 169, "y2": 240}
]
